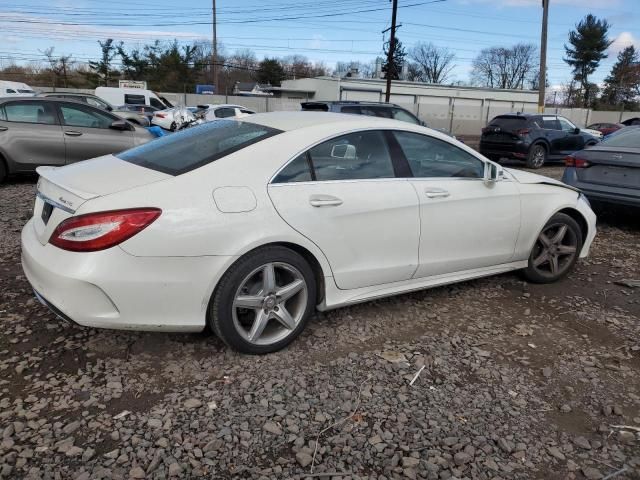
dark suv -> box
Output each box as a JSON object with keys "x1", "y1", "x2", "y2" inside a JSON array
[
  {"x1": 480, "y1": 113, "x2": 600, "y2": 168},
  {"x1": 301, "y1": 101, "x2": 424, "y2": 126}
]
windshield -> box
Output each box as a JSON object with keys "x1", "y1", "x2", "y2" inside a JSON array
[
  {"x1": 117, "y1": 120, "x2": 281, "y2": 175},
  {"x1": 601, "y1": 127, "x2": 640, "y2": 148}
]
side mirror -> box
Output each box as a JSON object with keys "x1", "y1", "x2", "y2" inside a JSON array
[
  {"x1": 573, "y1": 127, "x2": 580, "y2": 134},
  {"x1": 106, "y1": 105, "x2": 113, "y2": 112},
  {"x1": 484, "y1": 162, "x2": 503, "y2": 184},
  {"x1": 110, "y1": 119, "x2": 132, "y2": 131}
]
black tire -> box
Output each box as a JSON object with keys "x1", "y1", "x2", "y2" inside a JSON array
[
  {"x1": 0, "y1": 159, "x2": 6, "y2": 184},
  {"x1": 526, "y1": 143, "x2": 547, "y2": 169},
  {"x1": 209, "y1": 246, "x2": 316, "y2": 354},
  {"x1": 169, "y1": 122, "x2": 177, "y2": 131},
  {"x1": 523, "y1": 213, "x2": 583, "y2": 284}
]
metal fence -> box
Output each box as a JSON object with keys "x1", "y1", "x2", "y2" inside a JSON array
[{"x1": 35, "y1": 87, "x2": 640, "y2": 138}]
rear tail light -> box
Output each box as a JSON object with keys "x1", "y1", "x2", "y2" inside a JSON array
[
  {"x1": 49, "y1": 208, "x2": 161, "y2": 252},
  {"x1": 565, "y1": 155, "x2": 590, "y2": 168},
  {"x1": 155, "y1": 113, "x2": 166, "y2": 118},
  {"x1": 515, "y1": 128, "x2": 530, "y2": 136}
]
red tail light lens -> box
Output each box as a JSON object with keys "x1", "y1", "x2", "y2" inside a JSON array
[
  {"x1": 565, "y1": 155, "x2": 590, "y2": 168},
  {"x1": 49, "y1": 208, "x2": 161, "y2": 252},
  {"x1": 155, "y1": 113, "x2": 166, "y2": 118},
  {"x1": 515, "y1": 128, "x2": 530, "y2": 136}
]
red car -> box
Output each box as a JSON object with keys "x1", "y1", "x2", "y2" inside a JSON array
[{"x1": 587, "y1": 122, "x2": 623, "y2": 136}]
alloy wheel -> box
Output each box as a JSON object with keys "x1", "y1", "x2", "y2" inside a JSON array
[
  {"x1": 232, "y1": 262, "x2": 308, "y2": 346},
  {"x1": 531, "y1": 222, "x2": 578, "y2": 279},
  {"x1": 531, "y1": 146, "x2": 545, "y2": 168}
]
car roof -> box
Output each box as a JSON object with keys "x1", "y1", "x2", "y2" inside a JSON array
[
  {"x1": 241, "y1": 111, "x2": 418, "y2": 132},
  {"x1": 0, "y1": 96, "x2": 66, "y2": 103}
]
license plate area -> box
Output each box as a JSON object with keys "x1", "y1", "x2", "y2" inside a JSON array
[{"x1": 41, "y1": 201, "x2": 54, "y2": 225}]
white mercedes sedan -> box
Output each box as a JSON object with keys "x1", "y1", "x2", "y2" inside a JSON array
[{"x1": 22, "y1": 112, "x2": 596, "y2": 354}]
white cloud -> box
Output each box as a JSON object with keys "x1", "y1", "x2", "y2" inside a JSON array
[
  {"x1": 0, "y1": 12, "x2": 206, "y2": 43},
  {"x1": 609, "y1": 31, "x2": 639, "y2": 54}
]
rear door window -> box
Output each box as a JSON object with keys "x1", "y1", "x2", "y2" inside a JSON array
[
  {"x1": 4, "y1": 101, "x2": 58, "y2": 124},
  {"x1": 125, "y1": 94, "x2": 146, "y2": 105},
  {"x1": 214, "y1": 107, "x2": 236, "y2": 118},
  {"x1": 118, "y1": 120, "x2": 281, "y2": 175}
]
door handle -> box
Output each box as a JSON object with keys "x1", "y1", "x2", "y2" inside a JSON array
[
  {"x1": 64, "y1": 130, "x2": 83, "y2": 137},
  {"x1": 425, "y1": 188, "x2": 450, "y2": 199},
  {"x1": 309, "y1": 194, "x2": 343, "y2": 207}
]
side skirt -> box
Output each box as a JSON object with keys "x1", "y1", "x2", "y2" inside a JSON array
[{"x1": 317, "y1": 260, "x2": 527, "y2": 311}]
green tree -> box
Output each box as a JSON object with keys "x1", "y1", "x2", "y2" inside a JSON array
[
  {"x1": 256, "y1": 58, "x2": 286, "y2": 86},
  {"x1": 382, "y1": 38, "x2": 407, "y2": 80},
  {"x1": 601, "y1": 45, "x2": 640, "y2": 109},
  {"x1": 564, "y1": 14, "x2": 612, "y2": 107},
  {"x1": 87, "y1": 39, "x2": 119, "y2": 87}
]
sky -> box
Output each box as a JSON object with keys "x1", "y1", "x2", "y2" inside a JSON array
[{"x1": 2, "y1": 0, "x2": 640, "y2": 88}]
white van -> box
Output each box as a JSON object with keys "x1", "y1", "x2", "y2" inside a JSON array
[
  {"x1": 95, "y1": 87, "x2": 173, "y2": 109},
  {"x1": 0, "y1": 80, "x2": 36, "y2": 97}
]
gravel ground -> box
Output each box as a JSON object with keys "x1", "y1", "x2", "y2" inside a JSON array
[{"x1": 1, "y1": 167, "x2": 639, "y2": 480}]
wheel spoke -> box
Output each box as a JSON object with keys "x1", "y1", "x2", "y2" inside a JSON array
[
  {"x1": 550, "y1": 255, "x2": 559, "y2": 274},
  {"x1": 247, "y1": 310, "x2": 270, "y2": 342},
  {"x1": 551, "y1": 225, "x2": 568, "y2": 244},
  {"x1": 276, "y1": 279, "x2": 304, "y2": 302},
  {"x1": 539, "y1": 233, "x2": 552, "y2": 248},
  {"x1": 235, "y1": 294, "x2": 264, "y2": 309},
  {"x1": 557, "y1": 245, "x2": 576, "y2": 255},
  {"x1": 262, "y1": 263, "x2": 276, "y2": 293},
  {"x1": 533, "y1": 250, "x2": 549, "y2": 267},
  {"x1": 272, "y1": 305, "x2": 296, "y2": 330}
]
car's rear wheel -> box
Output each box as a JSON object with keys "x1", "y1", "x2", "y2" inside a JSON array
[
  {"x1": 209, "y1": 246, "x2": 316, "y2": 354},
  {"x1": 170, "y1": 122, "x2": 177, "y2": 131},
  {"x1": 0, "y1": 159, "x2": 6, "y2": 183},
  {"x1": 526, "y1": 144, "x2": 547, "y2": 169},
  {"x1": 523, "y1": 213, "x2": 582, "y2": 283}
]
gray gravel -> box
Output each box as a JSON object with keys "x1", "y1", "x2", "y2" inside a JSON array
[{"x1": 1, "y1": 170, "x2": 639, "y2": 480}]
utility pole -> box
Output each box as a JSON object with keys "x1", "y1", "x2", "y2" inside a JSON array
[
  {"x1": 212, "y1": 0, "x2": 217, "y2": 93},
  {"x1": 385, "y1": 0, "x2": 398, "y2": 102},
  {"x1": 537, "y1": 0, "x2": 549, "y2": 113}
]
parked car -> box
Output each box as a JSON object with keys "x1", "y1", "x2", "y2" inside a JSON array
[
  {"x1": 151, "y1": 106, "x2": 198, "y2": 131},
  {"x1": 586, "y1": 122, "x2": 623, "y2": 137},
  {"x1": 39, "y1": 92, "x2": 152, "y2": 126},
  {"x1": 0, "y1": 80, "x2": 36, "y2": 97},
  {"x1": 301, "y1": 100, "x2": 460, "y2": 139},
  {"x1": 199, "y1": 104, "x2": 255, "y2": 121},
  {"x1": 301, "y1": 101, "x2": 424, "y2": 125},
  {"x1": 21, "y1": 112, "x2": 595, "y2": 354},
  {"x1": 113, "y1": 104, "x2": 159, "y2": 125},
  {"x1": 95, "y1": 87, "x2": 173, "y2": 110},
  {"x1": 562, "y1": 126, "x2": 640, "y2": 208},
  {"x1": 480, "y1": 113, "x2": 600, "y2": 168},
  {"x1": 621, "y1": 117, "x2": 640, "y2": 127},
  {"x1": 0, "y1": 97, "x2": 154, "y2": 182}
]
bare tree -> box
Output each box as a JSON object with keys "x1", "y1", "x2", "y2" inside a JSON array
[
  {"x1": 408, "y1": 42, "x2": 455, "y2": 84},
  {"x1": 471, "y1": 44, "x2": 538, "y2": 89},
  {"x1": 42, "y1": 47, "x2": 74, "y2": 88}
]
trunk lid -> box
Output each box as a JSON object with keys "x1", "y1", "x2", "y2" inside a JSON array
[
  {"x1": 573, "y1": 147, "x2": 640, "y2": 189},
  {"x1": 33, "y1": 156, "x2": 171, "y2": 245}
]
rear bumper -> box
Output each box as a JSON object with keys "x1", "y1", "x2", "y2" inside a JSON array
[
  {"x1": 479, "y1": 141, "x2": 529, "y2": 159},
  {"x1": 21, "y1": 218, "x2": 234, "y2": 332},
  {"x1": 561, "y1": 168, "x2": 640, "y2": 208}
]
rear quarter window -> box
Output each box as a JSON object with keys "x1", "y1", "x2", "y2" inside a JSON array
[{"x1": 117, "y1": 120, "x2": 281, "y2": 175}]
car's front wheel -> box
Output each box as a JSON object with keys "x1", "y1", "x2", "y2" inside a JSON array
[
  {"x1": 523, "y1": 213, "x2": 582, "y2": 283},
  {"x1": 209, "y1": 246, "x2": 316, "y2": 354},
  {"x1": 526, "y1": 144, "x2": 547, "y2": 169}
]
